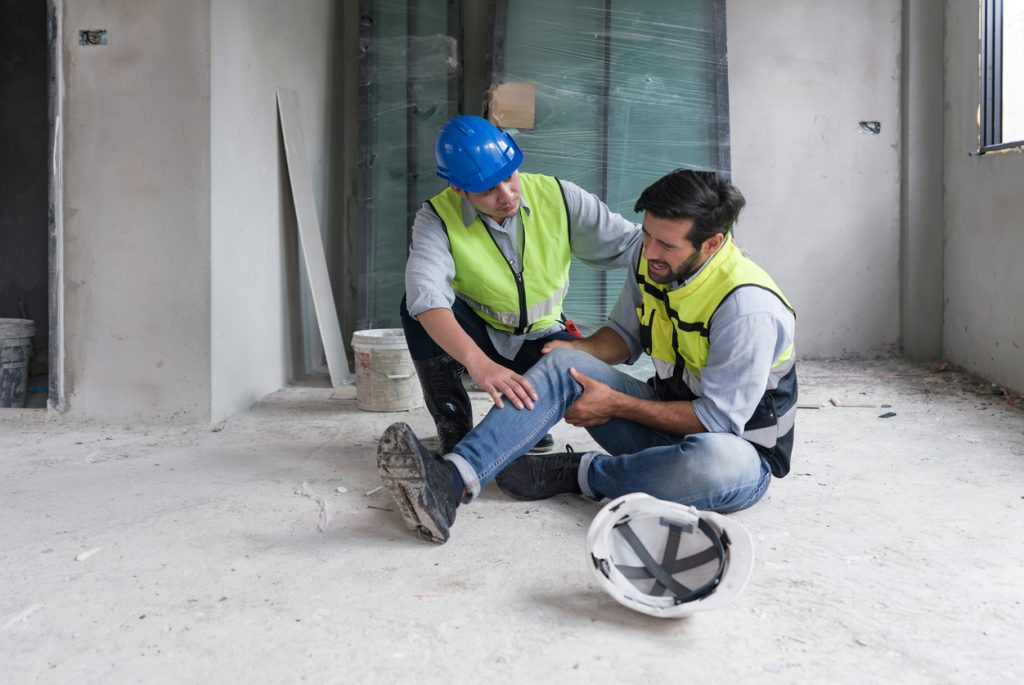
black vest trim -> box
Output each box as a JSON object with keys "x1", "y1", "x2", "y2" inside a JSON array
[
  {"x1": 745, "y1": 364, "x2": 797, "y2": 478},
  {"x1": 708, "y1": 283, "x2": 795, "y2": 333}
]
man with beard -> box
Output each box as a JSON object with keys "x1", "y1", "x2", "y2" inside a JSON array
[{"x1": 378, "y1": 169, "x2": 797, "y2": 544}]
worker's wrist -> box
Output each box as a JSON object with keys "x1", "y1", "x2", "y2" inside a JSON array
[{"x1": 460, "y1": 348, "x2": 489, "y2": 377}]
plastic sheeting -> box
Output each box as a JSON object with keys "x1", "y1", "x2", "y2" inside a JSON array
[
  {"x1": 355, "y1": 0, "x2": 729, "y2": 333},
  {"x1": 357, "y1": 0, "x2": 459, "y2": 329},
  {"x1": 490, "y1": 0, "x2": 730, "y2": 332}
]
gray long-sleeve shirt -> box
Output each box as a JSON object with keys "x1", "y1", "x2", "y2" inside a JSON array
[
  {"x1": 606, "y1": 239, "x2": 796, "y2": 438},
  {"x1": 405, "y1": 177, "x2": 642, "y2": 360}
]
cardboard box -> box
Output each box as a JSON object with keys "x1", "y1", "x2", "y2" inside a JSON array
[{"x1": 487, "y1": 81, "x2": 536, "y2": 129}]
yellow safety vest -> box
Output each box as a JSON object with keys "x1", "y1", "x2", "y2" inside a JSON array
[
  {"x1": 429, "y1": 173, "x2": 571, "y2": 334},
  {"x1": 636, "y1": 235, "x2": 798, "y2": 477}
]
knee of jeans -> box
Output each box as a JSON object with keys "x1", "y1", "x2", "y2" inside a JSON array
[
  {"x1": 533, "y1": 348, "x2": 592, "y2": 392},
  {"x1": 530, "y1": 347, "x2": 572, "y2": 376},
  {"x1": 544, "y1": 347, "x2": 601, "y2": 374}
]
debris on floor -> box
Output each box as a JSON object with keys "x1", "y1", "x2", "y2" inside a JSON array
[
  {"x1": 298, "y1": 482, "x2": 329, "y2": 532},
  {"x1": 829, "y1": 396, "x2": 877, "y2": 408}
]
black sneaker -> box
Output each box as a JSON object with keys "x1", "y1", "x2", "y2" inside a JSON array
[
  {"x1": 494, "y1": 446, "x2": 583, "y2": 501},
  {"x1": 527, "y1": 433, "x2": 555, "y2": 454},
  {"x1": 377, "y1": 422, "x2": 459, "y2": 544}
]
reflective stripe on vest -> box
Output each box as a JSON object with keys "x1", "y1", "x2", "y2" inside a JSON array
[
  {"x1": 430, "y1": 173, "x2": 571, "y2": 334},
  {"x1": 636, "y1": 235, "x2": 798, "y2": 477}
]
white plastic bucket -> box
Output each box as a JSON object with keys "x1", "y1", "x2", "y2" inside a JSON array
[
  {"x1": 0, "y1": 318, "x2": 36, "y2": 409},
  {"x1": 351, "y1": 328, "x2": 422, "y2": 412}
]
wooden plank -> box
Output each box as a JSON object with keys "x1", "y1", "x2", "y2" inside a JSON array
[{"x1": 276, "y1": 88, "x2": 350, "y2": 386}]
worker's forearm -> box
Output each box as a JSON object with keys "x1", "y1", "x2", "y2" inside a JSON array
[
  {"x1": 611, "y1": 394, "x2": 707, "y2": 437},
  {"x1": 415, "y1": 308, "x2": 488, "y2": 369},
  {"x1": 570, "y1": 326, "x2": 631, "y2": 365}
]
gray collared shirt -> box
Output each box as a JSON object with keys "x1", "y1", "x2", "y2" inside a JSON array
[
  {"x1": 606, "y1": 240, "x2": 797, "y2": 437},
  {"x1": 405, "y1": 177, "x2": 642, "y2": 359}
]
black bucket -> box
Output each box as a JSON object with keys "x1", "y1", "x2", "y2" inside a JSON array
[{"x1": 0, "y1": 318, "x2": 36, "y2": 408}]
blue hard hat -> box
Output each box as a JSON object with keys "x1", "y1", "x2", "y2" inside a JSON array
[{"x1": 435, "y1": 115, "x2": 524, "y2": 192}]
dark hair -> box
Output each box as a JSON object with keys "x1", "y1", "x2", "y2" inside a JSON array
[{"x1": 633, "y1": 169, "x2": 746, "y2": 247}]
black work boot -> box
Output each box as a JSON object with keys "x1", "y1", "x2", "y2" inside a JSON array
[
  {"x1": 413, "y1": 356, "x2": 473, "y2": 455},
  {"x1": 527, "y1": 433, "x2": 555, "y2": 454},
  {"x1": 494, "y1": 447, "x2": 583, "y2": 501},
  {"x1": 377, "y1": 422, "x2": 461, "y2": 544}
]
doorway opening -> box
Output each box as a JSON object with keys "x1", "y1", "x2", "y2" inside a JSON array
[{"x1": 0, "y1": 0, "x2": 59, "y2": 410}]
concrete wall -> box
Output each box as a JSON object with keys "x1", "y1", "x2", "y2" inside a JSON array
[
  {"x1": 53, "y1": 0, "x2": 1024, "y2": 419},
  {"x1": 210, "y1": 0, "x2": 338, "y2": 422},
  {"x1": 61, "y1": 0, "x2": 212, "y2": 420},
  {"x1": 943, "y1": 1, "x2": 1024, "y2": 390},
  {"x1": 57, "y1": 0, "x2": 339, "y2": 422},
  {"x1": 728, "y1": 0, "x2": 903, "y2": 358}
]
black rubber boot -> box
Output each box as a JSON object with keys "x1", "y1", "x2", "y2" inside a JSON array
[
  {"x1": 494, "y1": 447, "x2": 583, "y2": 501},
  {"x1": 528, "y1": 433, "x2": 555, "y2": 454},
  {"x1": 413, "y1": 355, "x2": 474, "y2": 456},
  {"x1": 377, "y1": 422, "x2": 461, "y2": 544}
]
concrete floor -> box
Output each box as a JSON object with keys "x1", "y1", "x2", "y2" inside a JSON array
[{"x1": 1, "y1": 358, "x2": 1022, "y2": 683}]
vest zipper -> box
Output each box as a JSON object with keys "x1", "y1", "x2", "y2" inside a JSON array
[
  {"x1": 516, "y1": 220, "x2": 529, "y2": 334},
  {"x1": 511, "y1": 263, "x2": 528, "y2": 335},
  {"x1": 485, "y1": 229, "x2": 529, "y2": 335}
]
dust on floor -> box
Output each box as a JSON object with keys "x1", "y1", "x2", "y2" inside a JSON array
[{"x1": 0, "y1": 358, "x2": 1021, "y2": 683}]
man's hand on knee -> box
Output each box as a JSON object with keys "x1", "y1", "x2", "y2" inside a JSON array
[
  {"x1": 467, "y1": 357, "x2": 537, "y2": 411},
  {"x1": 564, "y1": 367, "x2": 618, "y2": 427}
]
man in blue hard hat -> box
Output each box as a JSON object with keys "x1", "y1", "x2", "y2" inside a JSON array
[{"x1": 400, "y1": 114, "x2": 641, "y2": 456}]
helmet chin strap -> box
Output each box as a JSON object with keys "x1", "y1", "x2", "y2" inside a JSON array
[
  {"x1": 609, "y1": 516, "x2": 728, "y2": 604},
  {"x1": 586, "y1": 493, "x2": 754, "y2": 618}
]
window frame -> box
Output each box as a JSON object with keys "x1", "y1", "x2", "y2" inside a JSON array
[{"x1": 981, "y1": 0, "x2": 1024, "y2": 152}]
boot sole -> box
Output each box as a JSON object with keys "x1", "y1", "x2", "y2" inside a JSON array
[
  {"x1": 377, "y1": 423, "x2": 449, "y2": 544},
  {"x1": 494, "y1": 483, "x2": 543, "y2": 501}
]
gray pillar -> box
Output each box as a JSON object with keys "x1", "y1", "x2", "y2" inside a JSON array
[{"x1": 899, "y1": 0, "x2": 945, "y2": 360}]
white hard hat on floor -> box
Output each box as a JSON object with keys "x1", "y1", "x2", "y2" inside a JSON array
[{"x1": 586, "y1": 492, "x2": 755, "y2": 618}]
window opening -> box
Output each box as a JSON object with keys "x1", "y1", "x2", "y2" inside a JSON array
[{"x1": 981, "y1": 0, "x2": 1024, "y2": 152}]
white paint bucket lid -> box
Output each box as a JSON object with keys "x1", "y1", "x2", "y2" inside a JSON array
[
  {"x1": 0, "y1": 318, "x2": 36, "y2": 339},
  {"x1": 351, "y1": 328, "x2": 409, "y2": 351}
]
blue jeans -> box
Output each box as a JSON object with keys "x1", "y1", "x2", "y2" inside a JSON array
[{"x1": 446, "y1": 348, "x2": 772, "y2": 514}]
